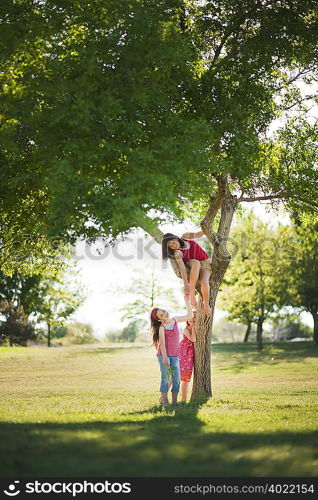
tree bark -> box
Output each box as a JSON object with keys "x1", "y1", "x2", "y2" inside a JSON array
[
  {"x1": 243, "y1": 321, "x2": 252, "y2": 342},
  {"x1": 311, "y1": 311, "x2": 318, "y2": 345},
  {"x1": 256, "y1": 316, "x2": 264, "y2": 350}
]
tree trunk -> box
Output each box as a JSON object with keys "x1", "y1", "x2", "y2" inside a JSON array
[
  {"x1": 311, "y1": 311, "x2": 318, "y2": 345},
  {"x1": 191, "y1": 279, "x2": 219, "y2": 401},
  {"x1": 256, "y1": 316, "x2": 264, "y2": 350},
  {"x1": 243, "y1": 321, "x2": 252, "y2": 342},
  {"x1": 47, "y1": 322, "x2": 51, "y2": 348},
  {"x1": 9, "y1": 336, "x2": 14, "y2": 347},
  {"x1": 191, "y1": 181, "x2": 238, "y2": 401}
]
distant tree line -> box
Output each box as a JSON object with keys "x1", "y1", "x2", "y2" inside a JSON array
[
  {"x1": 218, "y1": 213, "x2": 317, "y2": 348},
  {"x1": 0, "y1": 260, "x2": 85, "y2": 347}
]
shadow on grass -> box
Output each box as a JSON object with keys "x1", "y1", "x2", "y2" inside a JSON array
[
  {"x1": 1, "y1": 403, "x2": 317, "y2": 477},
  {"x1": 67, "y1": 345, "x2": 147, "y2": 356},
  {"x1": 212, "y1": 342, "x2": 318, "y2": 373}
]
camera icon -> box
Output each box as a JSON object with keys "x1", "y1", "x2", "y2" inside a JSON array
[{"x1": 4, "y1": 481, "x2": 20, "y2": 496}]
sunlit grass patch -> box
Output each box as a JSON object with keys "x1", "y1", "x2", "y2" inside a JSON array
[{"x1": 0, "y1": 341, "x2": 317, "y2": 476}]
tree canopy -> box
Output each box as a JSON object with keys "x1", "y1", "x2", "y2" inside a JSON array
[{"x1": 1, "y1": 0, "x2": 317, "y2": 244}]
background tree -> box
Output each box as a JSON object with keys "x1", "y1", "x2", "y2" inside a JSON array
[
  {"x1": 60, "y1": 322, "x2": 96, "y2": 345},
  {"x1": 1, "y1": 1, "x2": 318, "y2": 398},
  {"x1": 32, "y1": 269, "x2": 85, "y2": 347},
  {"x1": 269, "y1": 313, "x2": 312, "y2": 341},
  {"x1": 0, "y1": 272, "x2": 42, "y2": 346},
  {"x1": 0, "y1": 265, "x2": 84, "y2": 347},
  {"x1": 120, "y1": 268, "x2": 182, "y2": 323},
  {"x1": 275, "y1": 222, "x2": 318, "y2": 344},
  {"x1": 0, "y1": 303, "x2": 37, "y2": 346},
  {"x1": 119, "y1": 320, "x2": 141, "y2": 342},
  {"x1": 219, "y1": 213, "x2": 286, "y2": 349}
]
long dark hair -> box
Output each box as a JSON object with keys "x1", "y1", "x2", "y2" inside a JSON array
[
  {"x1": 162, "y1": 233, "x2": 186, "y2": 260},
  {"x1": 150, "y1": 315, "x2": 161, "y2": 347}
]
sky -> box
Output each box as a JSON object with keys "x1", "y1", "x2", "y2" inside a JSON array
[{"x1": 70, "y1": 203, "x2": 312, "y2": 339}]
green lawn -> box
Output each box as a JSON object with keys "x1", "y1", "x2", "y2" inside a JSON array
[{"x1": 0, "y1": 341, "x2": 317, "y2": 477}]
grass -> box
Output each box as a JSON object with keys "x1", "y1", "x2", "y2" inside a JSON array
[{"x1": 0, "y1": 341, "x2": 317, "y2": 477}]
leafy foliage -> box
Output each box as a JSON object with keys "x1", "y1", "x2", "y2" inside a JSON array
[
  {"x1": 1, "y1": 0, "x2": 317, "y2": 243},
  {"x1": 274, "y1": 221, "x2": 318, "y2": 342},
  {"x1": 0, "y1": 303, "x2": 37, "y2": 346},
  {"x1": 218, "y1": 213, "x2": 289, "y2": 329},
  {"x1": 60, "y1": 321, "x2": 96, "y2": 345},
  {"x1": 0, "y1": 260, "x2": 84, "y2": 345},
  {"x1": 120, "y1": 268, "x2": 182, "y2": 322}
]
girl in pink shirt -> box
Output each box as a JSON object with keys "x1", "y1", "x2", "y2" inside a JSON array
[
  {"x1": 162, "y1": 231, "x2": 212, "y2": 316},
  {"x1": 150, "y1": 296, "x2": 193, "y2": 407}
]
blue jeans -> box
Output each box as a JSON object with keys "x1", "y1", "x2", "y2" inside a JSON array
[{"x1": 157, "y1": 356, "x2": 180, "y2": 393}]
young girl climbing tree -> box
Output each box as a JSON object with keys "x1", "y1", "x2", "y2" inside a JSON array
[{"x1": 162, "y1": 231, "x2": 212, "y2": 316}]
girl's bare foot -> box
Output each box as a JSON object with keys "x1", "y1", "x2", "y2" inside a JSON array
[
  {"x1": 204, "y1": 303, "x2": 212, "y2": 316},
  {"x1": 159, "y1": 395, "x2": 169, "y2": 407}
]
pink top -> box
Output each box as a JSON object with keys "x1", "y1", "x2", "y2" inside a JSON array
[
  {"x1": 157, "y1": 320, "x2": 180, "y2": 357},
  {"x1": 180, "y1": 239, "x2": 209, "y2": 263}
]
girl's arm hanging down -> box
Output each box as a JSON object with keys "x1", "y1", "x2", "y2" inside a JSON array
[
  {"x1": 184, "y1": 325, "x2": 196, "y2": 343},
  {"x1": 181, "y1": 230, "x2": 204, "y2": 239},
  {"x1": 158, "y1": 326, "x2": 169, "y2": 366}
]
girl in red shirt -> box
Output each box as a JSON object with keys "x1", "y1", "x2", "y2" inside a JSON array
[{"x1": 162, "y1": 231, "x2": 212, "y2": 316}]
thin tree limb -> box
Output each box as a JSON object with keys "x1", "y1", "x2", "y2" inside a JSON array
[{"x1": 239, "y1": 193, "x2": 318, "y2": 209}]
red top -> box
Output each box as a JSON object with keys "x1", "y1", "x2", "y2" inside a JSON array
[
  {"x1": 180, "y1": 239, "x2": 209, "y2": 263},
  {"x1": 157, "y1": 320, "x2": 180, "y2": 357}
]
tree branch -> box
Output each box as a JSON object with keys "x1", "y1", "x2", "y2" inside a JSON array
[
  {"x1": 280, "y1": 93, "x2": 318, "y2": 112},
  {"x1": 201, "y1": 175, "x2": 227, "y2": 245},
  {"x1": 213, "y1": 189, "x2": 238, "y2": 263},
  {"x1": 144, "y1": 226, "x2": 164, "y2": 244},
  {"x1": 239, "y1": 193, "x2": 284, "y2": 203},
  {"x1": 239, "y1": 193, "x2": 318, "y2": 209},
  {"x1": 276, "y1": 68, "x2": 313, "y2": 92}
]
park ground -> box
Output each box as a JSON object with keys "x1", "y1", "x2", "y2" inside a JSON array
[{"x1": 0, "y1": 341, "x2": 317, "y2": 477}]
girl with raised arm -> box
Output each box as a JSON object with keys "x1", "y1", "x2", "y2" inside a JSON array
[{"x1": 150, "y1": 296, "x2": 193, "y2": 407}]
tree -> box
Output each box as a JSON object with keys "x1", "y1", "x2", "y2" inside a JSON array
[
  {"x1": 0, "y1": 271, "x2": 42, "y2": 345},
  {"x1": 120, "y1": 320, "x2": 140, "y2": 342},
  {"x1": 218, "y1": 213, "x2": 286, "y2": 349},
  {"x1": 276, "y1": 223, "x2": 318, "y2": 344},
  {"x1": 32, "y1": 269, "x2": 85, "y2": 347},
  {"x1": 120, "y1": 268, "x2": 182, "y2": 323},
  {"x1": 0, "y1": 266, "x2": 84, "y2": 347},
  {"x1": 269, "y1": 314, "x2": 312, "y2": 341},
  {"x1": 0, "y1": 303, "x2": 37, "y2": 346},
  {"x1": 1, "y1": 1, "x2": 318, "y2": 397},
  {"x1": 62, "y1": 322, "x2": 96, "y2": 345}
]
